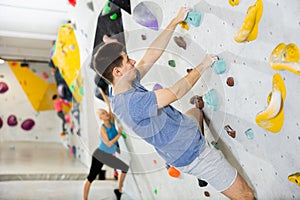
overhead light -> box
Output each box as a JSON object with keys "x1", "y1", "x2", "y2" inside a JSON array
[{"x1": 0, "y1": 58, "x2": 5, "y2": 64}]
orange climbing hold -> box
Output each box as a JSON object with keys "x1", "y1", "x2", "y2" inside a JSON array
[{"x1": 168, "y1": 166, "x2": 180, "y2": 178}]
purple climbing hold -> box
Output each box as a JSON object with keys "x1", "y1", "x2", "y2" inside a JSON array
[
  {"x1": 21, "y1": 119, "x2": 35, "y2": 131},
  {"x1": 133, "y1": 2, "x2": 159, "y2": 30},
  {"x1": 0, "y1": 117, "x2": 3, "y2": 129},
  {"x1": 7, "y1": 115, "x2": 18, "y2": 126},
  {"x1": 0, "y1": 82, "x2": 9, "y2": 93},
  {"x1": 152, "y1": 83, "x2": 163, "y2": 91}
]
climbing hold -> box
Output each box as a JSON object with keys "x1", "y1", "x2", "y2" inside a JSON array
[
  {"x1": 7, "y1": 115, "x2": 18, "y2": 126},
  {"x1": 288, "y1": 172, "x2": 300, "y2": 186},
  {"x1": 168, "y1": 166, "x2": 181, "y2": 178},
  {"x1": 204, "y1": 191, "x2": 210, "y2": 197},
  {"x1": 198, "y1": 179, "x2": 208, "y2": 187},
  {"x1": 226, "y1": 77, "x2": 235, "y2": 87},
  {"x1": 133, "y1": 2, "x2": 159, "y2": 31},
  {"x1": 68, "y1": 0, "x2": 76, "y2": 7},
  {"x1": 203, "y1": 89, "x2": 218, "y2": 111},
  {"x1": 72, "y1": 145, "x2": 76, "y2": 156},
  {"x1": 42, "y1": 72, "x2": 49, "y2": 79},
  {"x1": 234, "y1": 0, "x2": 263, "y2": 42},
  {"x1": 186, "y1": 68, "x2": 193, "y2": 73},
  {"x1": 168, "y1": 60, "x2": 176, "y2": 67},
  {"x1": 255, "y1": 73, "x2": 286, "y2": 133},
  {"x1": 152, "y1": 83, "x2": 163, "y2": 91},
  {"x1": 110, "y1": 13, "x2": 118, "y2": 20},
  {"x1": 212, "y1": 58, "x2": 226, "y2": 74},
  {"x1": 0, "y1": 82, "x2": 9, "y2": 93},
  {"x1": 179, "y1": 21, "x2": 189, "y2": 30},
  {"x1": 173, "y1": 36, "x2": 187, "y2": 50},
  {"x1": 110, "y1": 0, "x2": 131, "y2": 14},
  {"x1": 121, "y1": 132, "x2": 127, "y2": 139},
  {"x1": 190, "y1": 95, "x2": 204, "y2": 109},
  {"x1": 211, "y1": 141, "x2": 220, "y2": 150},
  {"x1": 21, "y1": 119, "x2": 35, "y2": 131},
  {"x1": 141, "y1": 34, "x2": 147, "y2": 40},
  {"x1": 185, "y1": 11, "x2": 201, "y2": 27},
  {"x1": 224, "y1": 125, "x2": 236, "y2": 138},
  {"x1": 0, "y1": 117, "x2": 3, "y2": 129},
  {"x1": 229, "y1": 0, "x2": 239, "y2": 6},
  {"x1": 269, "y1": 43, "x2": 300, "y2": 76},
  {"x1": 86, "y1": 1, "x2": 94, "y2": 12},
  {"x1": 153, "y1": 188, "x2": 158, "y2": 195},
  {"x1": 244, "y1": 128, "x2": 254, "y2": 139}
]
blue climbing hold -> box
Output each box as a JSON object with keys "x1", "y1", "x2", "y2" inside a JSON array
[
  {"x1": 185, "y1": 11, "x2": 201, "y2": 27},
  {"x1": 212, "y1": 59, "x2": 226, "y2": 74},
  {"x1": 203, "y1": 89, "x2": 218, "y2": 111},
  {"x1": 244, "y1": 128, "x2": 254, "y2": 139}
]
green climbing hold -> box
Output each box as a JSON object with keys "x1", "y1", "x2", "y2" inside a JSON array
[
  {"x1": 69, "y1": 83, "x2": 75, "y2": 92},
  {"x1": 110, "y1": 13, "x2": 118, "y2": 20},
  {"x1": 168, "y1": 60, "x2": 176, "y2": 67},
  {"x1": 79, "y1": 86, "x2": 84, "y2": 96},
  {"x1": 211, "y1": 141, "x2": 220, "y2": 150},
  {"x1": 102, "y1": 0, "x2": 111, "y2": 15},
  {"x1": 121, "y1": 132, "x2": 127, "y2": 139}
]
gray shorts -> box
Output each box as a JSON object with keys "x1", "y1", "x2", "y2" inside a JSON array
[{"x1": 177, "y1": 140, "x2": 237, "y2": 192}]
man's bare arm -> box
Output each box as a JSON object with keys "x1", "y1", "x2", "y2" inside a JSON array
[
  {"x1": 136, "y1": 7, "x2": 191, "y2": 79},
  {"x1": 154, "y1": 55, "x2": 218, "y2": 109}
]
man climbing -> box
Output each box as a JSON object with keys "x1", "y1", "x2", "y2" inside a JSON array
[{"x1": 92, "y1": 6, "x2": 254, "y2": 200}]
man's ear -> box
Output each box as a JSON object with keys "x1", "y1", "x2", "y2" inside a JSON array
[{"x1": 112, "y1": 67, "x2": 122, "y2": 77}]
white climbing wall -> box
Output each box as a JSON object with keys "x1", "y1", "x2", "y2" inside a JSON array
[{"x1": 71, "y1": 0, "x2": 300, "y2": 199}]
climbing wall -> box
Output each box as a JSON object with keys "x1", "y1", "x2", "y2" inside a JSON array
[
  {"x1": 118, "y1": 0, "x2": 300, "y2": 199},
  {"x1": 69, "y1": 0, "x2": 300, "y2": 199},
  {"x1": 0, "y1": 62, "x2": 62, "y2": 142}
]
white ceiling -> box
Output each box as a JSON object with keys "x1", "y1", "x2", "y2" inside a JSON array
[{"x1": 0, "y1": 0, "x2": 71, "y2": 62}]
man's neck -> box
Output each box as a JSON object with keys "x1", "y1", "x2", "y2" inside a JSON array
[{"x1": 113, "y1": 80, "x2": 133, "y2": 95}]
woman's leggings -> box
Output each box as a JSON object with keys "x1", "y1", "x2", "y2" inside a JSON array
[{"x1": 87, "y1": 148, "x2": 129, "y2": 183}]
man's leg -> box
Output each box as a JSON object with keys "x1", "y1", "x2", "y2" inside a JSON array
[
  {"x1": 185, "y1": 107, "x2": 204, "y2": 134},
  {"x1": 221, "y1": 173, "x2": 254, "y2": 200}
]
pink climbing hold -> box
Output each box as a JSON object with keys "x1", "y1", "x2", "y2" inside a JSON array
[
  {"x1": 0, "y1": 117, "x2": 3, "y2": 129},
  {"x1": 0, "y1": 82, "x2": 9, "y2": 93},
  {"x1": 7, "y1": 115, "x2": 18, "y2": 126},
  {"x1": 21, "y1": 119, "x2": 35, "y2": 131}
]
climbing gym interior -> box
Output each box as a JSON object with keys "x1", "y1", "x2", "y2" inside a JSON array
[{"x1": 0, "y1": 0, "x2": 299, "y2": 199}]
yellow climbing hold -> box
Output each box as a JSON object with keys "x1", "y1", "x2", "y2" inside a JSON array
[
  {"x1": 270, "y1": 43, "x2": 300, "y2": 76},
  {"x1": 234, "y1": 0, "x2": 263, "y2": 42},
  {"x1": 255, "y1": 73, "x2": 286, "y2": 133},
  {"x1": 288, "y1": 172, "x2": 300, "y2": 186},
  {"x1": 229, "y1": 0, "x2": 239, "y2": 7},
  {"x1": 179, "y1": 21, "x2": 189, "y2": 30}
]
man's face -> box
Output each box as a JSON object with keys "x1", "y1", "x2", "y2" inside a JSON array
[{"x1": 117, "y1": 52, "x2": 136, "y2": 81}]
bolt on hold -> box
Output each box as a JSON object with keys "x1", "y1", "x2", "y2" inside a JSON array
[{"x1": 224, "y1": 125, "x2": 236, "y2": 138}]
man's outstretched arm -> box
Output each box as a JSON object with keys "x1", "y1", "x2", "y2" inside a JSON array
[
  {"x1": 154, "y1": 55, "x2": 218, "y2": 109},
  {"x1": 136, "y1": 7, "x2": 191, "y2": 79}
]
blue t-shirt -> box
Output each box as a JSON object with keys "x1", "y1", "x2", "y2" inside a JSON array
[
  {"x1": 110, "y1": 69, "x2": 204, "y2": 167},
  {"x1": 98, "y1": 122, "x2": 118, "y2": 154}
]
